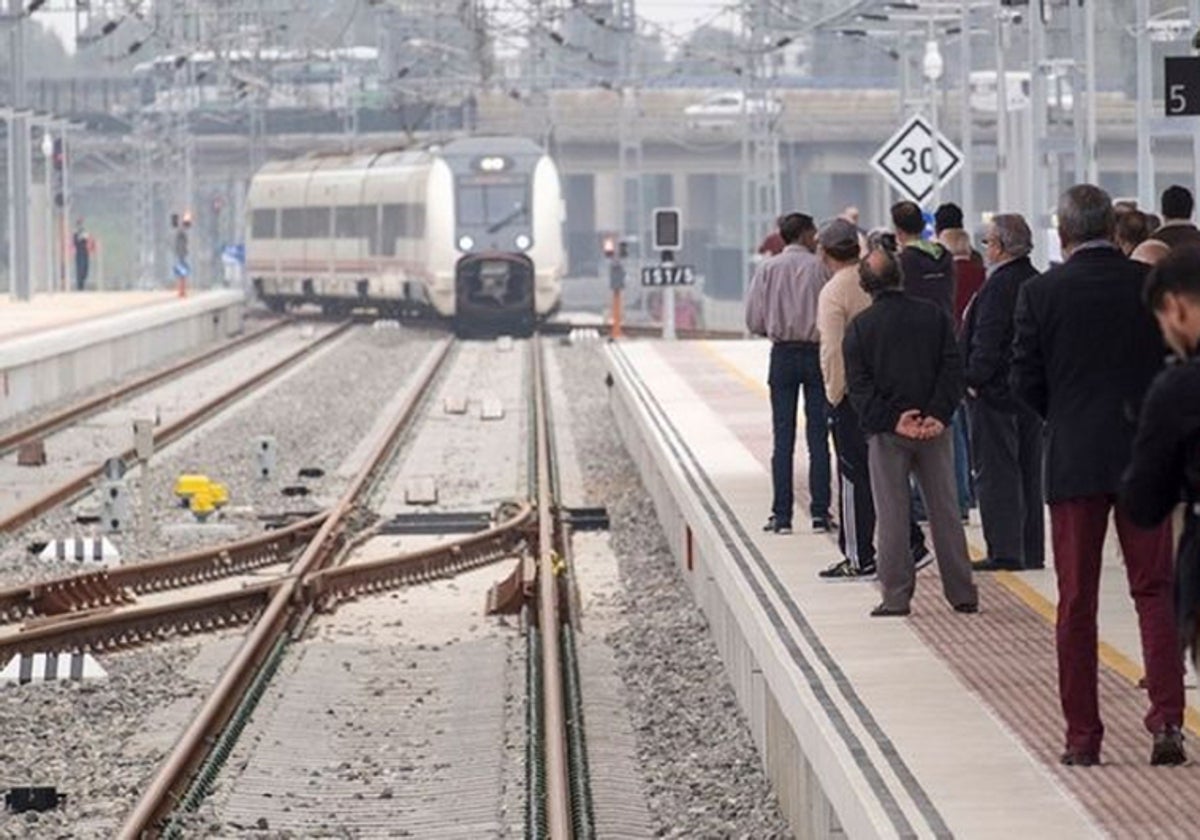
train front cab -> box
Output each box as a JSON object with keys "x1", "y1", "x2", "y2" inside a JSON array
[{"x1": 453, "y1": 252, "x2": 536, "y2": 336}]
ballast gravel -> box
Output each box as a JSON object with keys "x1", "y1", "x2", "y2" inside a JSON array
[
  {"x1": 0, "y1": 326, "x2": 440, "y2": 584},
  {"x1": 553, "y1": 341, "x2": 793, "y2": 840},
  {"x1": 0, "y1": 631, "x2": 243, "y2": 839}
]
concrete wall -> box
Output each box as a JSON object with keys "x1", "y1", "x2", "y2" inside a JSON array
[{"x1": 0, "y1": 290, "x2": 245, "y2": 423}]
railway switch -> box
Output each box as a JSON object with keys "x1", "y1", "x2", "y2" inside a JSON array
[{"x1": 253, "y1": 435, "x2": 278, "y2": 479}]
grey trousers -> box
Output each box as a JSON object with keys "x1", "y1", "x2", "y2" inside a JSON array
[
  {"x1": 867, "y1": 432, "x2": 978, "y2": 610},
  {"x1": 967, "y1": 398, "x2": 1045, "y2": 568}
]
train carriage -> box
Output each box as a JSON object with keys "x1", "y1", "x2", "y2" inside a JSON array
[{"x1": 246, "y1": 136, "x2": 565, "y2": 332}]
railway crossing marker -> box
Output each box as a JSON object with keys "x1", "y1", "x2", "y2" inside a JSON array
[
  {"x1": 1, "y1": 652, "x2": 107, "y2": 684},
  {"x1": 870, "y1": 114, "x2": 964, "y2": 206},
  {"x1": 37, "y1": 537, "x2": 120, "y2": 563}
]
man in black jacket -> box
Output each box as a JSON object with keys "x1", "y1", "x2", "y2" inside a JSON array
[
  {"x1": 1011, "y1": 184, "x2": 1185, "y2": 768},
  {"x1": 1153, "y1": 185, "x2": 1200, "y2": 250},
  {"x1": 893, "y1": 200, "x2": 954, "y2": 316},
  {"x1": 961, "y1": 213, "x2": 1044, "y2": 571},
  {"x1": 845, "y1": 248, "x2": 977, "y2": 617},
  {"x1": 1120, "y1": 244, "x2": 1200, "y2": 678}
]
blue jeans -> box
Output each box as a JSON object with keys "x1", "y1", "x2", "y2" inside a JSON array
[
  {"x1": 951, "y1": 405, "x2": 974, "y2": 513},
  {"x1": 769, "y1": 342, "x2": 831, "y2": 525}
]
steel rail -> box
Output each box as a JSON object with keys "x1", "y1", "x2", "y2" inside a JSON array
[
  {"x1": 532, "y1": 334, "x2": 574, "y2": 839},
  {"x1": 0, "y1": 318, "x2": 291, "y2": 457},
  {"x1": 0, "y1": 581, "x2": 278, "y2": 659},
  {"x1": 304, "y1": 501, "x2": 534, "y2": 608},
  {"x1": 0, "y1": 321, "x2": 354, "y2": 535},
  {"x1": 0, "y1": 513, "x2": 326, "y2": 624},
  {"x1": 119, "y1": 337, "x2": 454, "y2": 839}
]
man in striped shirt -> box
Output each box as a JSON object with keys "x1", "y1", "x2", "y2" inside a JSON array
[{"x1": 746, "y1": 212, "x2": 833, "y2": 534}]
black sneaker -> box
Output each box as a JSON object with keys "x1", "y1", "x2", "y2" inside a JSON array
[
  {"x1": 1151, "y1": 725, "x2": 1187, "y2": 766},
  {"x1": 973, "y1": 557, "x2": 1022, "y2": 572},
  {"x1": 811, "y1": 516, "x2": 833, "y2": 533},
  {"x1": 763, "y1": 515, "x2": 792, "y2": 535},
  {"x1": 818, "y1": 558, "x2": 877, "y2": 581},
  {"x1": 913, "y1": 545, "x2": 934, "y2": 572}
]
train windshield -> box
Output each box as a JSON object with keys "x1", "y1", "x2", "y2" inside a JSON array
[{"x1": 456, "y1": 178, "x2": 528, "y2": 230}]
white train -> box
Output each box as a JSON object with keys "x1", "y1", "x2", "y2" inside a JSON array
[{"x1": 246, "y1": 136, "x2": 566, "y2": 332}]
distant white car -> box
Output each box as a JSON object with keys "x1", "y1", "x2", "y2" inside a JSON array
[
  {"x1": 969, "y1": 70, "x2": 1073, "y2": 114},
  {"x1": 684, "y1": 91, "x2": 783, "y2": 128}
]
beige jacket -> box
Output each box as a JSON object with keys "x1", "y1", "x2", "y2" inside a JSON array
[{"x1": 817, "y1": 264, "x2": 872, "y2": 406}]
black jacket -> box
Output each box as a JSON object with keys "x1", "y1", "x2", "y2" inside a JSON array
[
  {"x1": 844, "y1": 289, "x2": 964, "y2": 435},
  {"x1": 899, "y1": 241, "x2": 955, "y2": 317},
  {"x1": 1120, "y1": 353, "x2": 1200, "y2": 662},
  {"x1": 1010, "y1": 245, "x2": 1166, "y2": 502},
  {"x1": 960, "y1": 255, "x2": 1038, "y2": 408}
]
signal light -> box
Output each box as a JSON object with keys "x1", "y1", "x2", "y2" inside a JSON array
[{"x1": 602, "y1": 235, "x2": 616, "y2": 258}]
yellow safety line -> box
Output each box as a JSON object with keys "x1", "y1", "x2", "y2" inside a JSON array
[{"x1": 696, "y1": 339, "x2": 1200, "y2": 736}]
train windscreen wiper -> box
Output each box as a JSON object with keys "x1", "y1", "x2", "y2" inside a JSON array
[{"x1": 486, "y1": 203, "x2": 528, "y2": 234}]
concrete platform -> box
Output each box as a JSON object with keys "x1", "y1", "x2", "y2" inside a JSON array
[
  {"x1": 0, "y1": 290, "x2": 244, "y2": 423},
  {"x1": 607, "y1": 338, "x2": 1200, "y2": 840}
]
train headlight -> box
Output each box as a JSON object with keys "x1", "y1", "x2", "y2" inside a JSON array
[
  {"x1": 514, "y1": 233, "x2": 532, "y2": 251},
  {"x1": 458, "y1": 235, "x2": 474, "y2": 251}
]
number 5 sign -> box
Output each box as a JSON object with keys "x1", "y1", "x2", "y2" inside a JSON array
[
  {"x1": 1165, "y1": 57, "x2": 1200, "y2": 117},
  {"x1": 870, "y1": 114, "x2": 964, "y2": 206}
]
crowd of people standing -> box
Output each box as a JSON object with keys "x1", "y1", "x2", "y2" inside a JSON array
[{"x1": 745, "y1": 183, "x2": 1200, "y2": 767}]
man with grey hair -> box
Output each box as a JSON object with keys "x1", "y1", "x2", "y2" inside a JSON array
[
  {"x1": 961, "y1": 213, "x2": 1044, "y2": 572},
  {"x1": 1011, "y1": 184, "x2": 1185, "y2": 767},
  {"x1": 844, "y1": 248, "x2": 977, "y2": 616}
]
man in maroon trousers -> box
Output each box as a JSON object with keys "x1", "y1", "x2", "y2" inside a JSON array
[{"x1": 1011, "y1": 184, "x2": 1186, "y2": 767}]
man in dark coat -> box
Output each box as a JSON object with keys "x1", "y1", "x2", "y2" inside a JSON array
[
  {"x1": 962, "y1": 213, "x2": 1044, "y2": 571},
  {"x1": 844, "y1": 247, "x2": 977, "y2": 617},
  {"x1": 893, "y1": 200, "x2": 954, "y2": 316},
  {"x1": 1120, "y1": 244, "x2": 1200, "y2": 677},
  {"x1": 1153, "y1": 185, "x2": 1200, "y2": 250},
  {"x1": 1011, "y1": 184, "x2": 1185, "y2": 768}
]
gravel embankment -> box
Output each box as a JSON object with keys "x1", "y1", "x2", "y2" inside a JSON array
[
  {"x1": 554, "y1": 341, "x2": 793, "y2": 840},
  {"x1": 0, "y1": 631, "x2": 244, "y2": 839},
  {"x1": 1, "y1": 327, "x2": 440, "y2": 584}
]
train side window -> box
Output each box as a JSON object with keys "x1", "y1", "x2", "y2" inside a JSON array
[
  {"x1": 305, "y1": 207, "x2": 331, "y2": 238},
  {"x1": 251, "y1": 208, "x2": 277, "y2": 239},
  {"x1": 281, "y1": 208, "x2": 306, "y2": 239},
  {"x1": 381, "y1": 203, "x2": 409, "y2": 256},
  {"x1": 334, "y1": 206, "x2": 360, "y2": 238}
]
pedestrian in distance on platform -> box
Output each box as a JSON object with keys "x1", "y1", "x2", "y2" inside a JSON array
[
  {"x1": 1121, "y1": 244, "x2": 1200, "y2": 683},
  {"x1": 1011, "y1": 184, "x2": 1186, "y2": 768},
  {"x1": 72, "y1": 219, "x2": 90, "y2": 292},
  {"x1": 893, "y1": 200, "x2": 955, "y2": 317},
  {"x1": 934, "y1": 201, "x2": 985, "y2": 273},
  {"x1": 844, "y1": 247, "x2": 978, "y2": 617},
  {"x1": 940, "y1": 225, "x2": 984, "y2": 520},
  {"x1": 1153, "y1": 185, "x2": 1200, "y2": 250},
  {"x1": 1114, "y1": 209, "x2": 1152, "y2": 256},
  {"x1": 757, "y1": 215, "x2": 786, "y2": 258},
  {"x1": 746, "y1": 212, "x2": 833, "y2": 535},
  {"x1": 814, "y1": 220, "x2": 930, "y2": 581},
  {"x1": 961, "y1": 214, "x2": 1044, "y2": 572}
]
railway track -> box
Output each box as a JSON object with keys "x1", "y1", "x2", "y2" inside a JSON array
[
  {"x1": 0, "y1": 332, "x2": 594, "y2": 837},
  {"x1": 0, "y1": 316, "x2": 290, "y2": 458},
  {"x1": 0, "y1": 320, "x2": 354, "y2": 535}
]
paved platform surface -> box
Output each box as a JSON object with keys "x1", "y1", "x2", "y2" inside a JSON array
[
  {"x1": 608, "y1": 338, "x2": 1200, "y2": 839},
  {"x1": 0, "y1": 291, "x2": 183, "y2": 342}
]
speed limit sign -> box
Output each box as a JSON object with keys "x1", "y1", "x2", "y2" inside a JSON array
[{"x1": 870, "y1": 114, "x2": 964, "y2": 205}]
